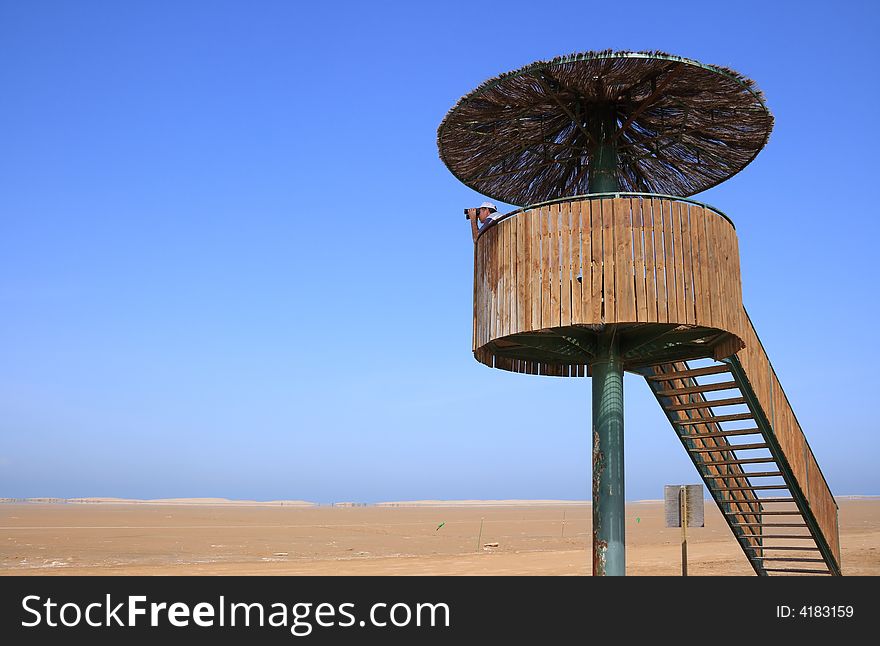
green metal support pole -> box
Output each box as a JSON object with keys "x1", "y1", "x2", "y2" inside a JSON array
[
  {"x1": 588, "y1": 104, "x2": 619, "y2": 194},
  {"x1": 592, "y1": 328, "x2": 625, "y2": 575}
]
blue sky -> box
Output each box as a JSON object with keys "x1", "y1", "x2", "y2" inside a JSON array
[{"x1": 1, "y1": 1, "x2": 877, "y2": 502}]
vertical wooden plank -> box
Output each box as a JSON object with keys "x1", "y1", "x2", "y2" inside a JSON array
[
  {"x1": 549, "y1": 203, "x2": 560, "y2": 327},
  {"x1": 615, "y1": 198, "x2": 636, "y2": 322},
  {"x1": 721, "y1": 220, "x2": 733, "y2": 336},
  {"x1": 662, "y1": 199, "x2": 676, "y2": 323},
  {"x1": 518, "y1": 213, "x2": 528, "y2": 334},
  {"x1": 602, "y1": 199, "x2": 616, "y2": 322},
  {"x1": 485, "y1": 228, "x2": 494, "y2": 343},
  {"x1": 712, "y1": 215, "x2": 727, "y2": 334},
  {"x1": 692, "y1": 207, "x2": 708, "y2": 328},
  {"x1": 541, "y1": 206, "x2": 552, "y2": 328},
  {"x1": 509, "y1": 215, "x2": 516, "y2": 336},
  {"x1": 716, "y1": 220, "x2": 728, "y2": 336},
  {"x1": 725, "y1": 225, "x2": 738, "y2": 337},
  {"x1": 560, "y1": 202, "x2": 572, "y2": 326},
  {"x1": 633, "y1": 198, "x2": 648, "y2": 323},
  {"x1": 678, "y1": 201, "x2": 695, "y2": 325},
  {"x1": 495, "y1": 226, "x2": 502, "y2": 340},
  {"x1": 477, "y1": 232, "x2": 489, "y2": 348},
  {"x1": 571, "y1": 200, "x2": 584, "y2": 324},
  {"x1": 731, "y1": 230, "x2": 746, "y2": 337},
  {"x1": 473, "y1": 241, "x2": 479, "y2": 351},
  {"x1": 590, "y1": 200, "x2": 603, "y2": 324},
  {"x1": 653, "y1": 199, "x2": 667, "y2": 323},
  {"x1": 705, "y1": 211, "x2": 721, "y2": 330},
  {"x1": 643, "y1": 198, "x2": 657, "y2": 322},
  {"x1": 532, "y1": 208, "x2": 541, "y2": 331},
  {"x1": 670, "y1": 200, "x2": 685, "y2": 323},
  {"x1": 730, "y1": 231, "x2": 743, "y2": 337},
  {"x1": 501, "y1": 218, "x2": 508, "y2": 338}
]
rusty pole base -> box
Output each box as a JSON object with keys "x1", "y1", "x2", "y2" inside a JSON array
[{"x1": 592, "y1": 328, "x2": 625, "y2": 576}]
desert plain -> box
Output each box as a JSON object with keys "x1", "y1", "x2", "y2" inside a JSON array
[{"x1": 1, "y1": 498, "x2": 877, "y2": 576}]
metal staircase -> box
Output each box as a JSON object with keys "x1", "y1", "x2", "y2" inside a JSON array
[{"x1": 639, "y1": 358, "x2": 841, "y2": 576}]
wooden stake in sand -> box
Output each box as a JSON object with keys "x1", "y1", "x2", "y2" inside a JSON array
[{"x1": 476, "y1": 517, "x2": 484, "y2": 551}]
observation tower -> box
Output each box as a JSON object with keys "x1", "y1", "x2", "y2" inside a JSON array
[{"x1": 438, "y1": 51, "x2": 840, "y2": 575}]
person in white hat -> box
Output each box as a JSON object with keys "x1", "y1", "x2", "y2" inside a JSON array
[{"x1": 465, "y1": 201, "x2": 501, "y2": 242}]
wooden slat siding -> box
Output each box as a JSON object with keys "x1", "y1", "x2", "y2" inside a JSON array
[
  {"x1": 707, "y1": 210, "x2": 722, "y2": 331},
  {"x1": 728, "y1": 229, "x2": 743, "y2": 339},
  {"x1": 602, "y1": 199, "x2": 617, "y2": 322},
  {"x1": 495, "y1": 223, "x2": 502, "y2": 339},
  {"x1": 547, "y1": 203, "x2": 559, "y2": 328},
  {"x1": 497, "y1": 216, "x2": 505, "y2": 340},
  {"x1": 485, "y1": 226, "x2": 494, "y2": 345},
  {"x1": 659, "y1": 199, "x2": 673, "y2": 322},
  {"x1": 642, "y1": 198, "x2": 657, "y2": 322},
  {"x1": 693, "y1": 207, "x2": 709, "y2": 328},
  {"x1": 516, "y1": 213, "x2": 532, "y2": 330},
  {"x1": 540, "y1": 206, "x2": 551, "y2": 328},
  {"x1": 688, "y1": 205, "x2": 702, "y2": 325},
  {"x1": 530, "y1": 208, "x2": 541, "y2": 332},
  {"x1": 673, "y1": 200, "x2": 688, "y2": 324},
  {"x1": 473, "y1": 196, "x2": 748, "y2": 374},
  {"x1": 651, "y1": 199, "x2": 667, "y2": 323},
  {"x1": 560, "y1": 202, "x2": 573, "y2": 326},
  {"x1": 723, "y1": 222, "x2": 735, "y2": 336},
  {"x1": 807, "y1": 452, "x2": 839, "y2": 562},
  {"x1": 473, "y1": 218, "x2": 481, "y2": 352},
  {"x1": 633, "y1": 199, "x2": 648, "y2": 323},
  {"x1": 661, "y1": 199, "x2": 676, "y2": 323},
  {"x1": 677, "y1": 200, "x2": 688, "y2": 324},
  {"x1": 481, "y1": 233, "x2": 488, "y2": 348},
  {"x1": 615, "y1": 198, "x2": 636, "y2": 321},
  {"x1": 590, "y1": 200, "x2": 603, "y2": 323},
  {"x1": 502, "y1": 214, "x2": 509, "y2": 338},
  {"x1": 572, "y1": 200, "x2": 584, "y2": 323},
  {"x1": 719, "y1": 219, "x2": 732, "y2": 334},
  {"x1": 679, "y1": 201, "x2": 695, "y2": 325},
  {"x1": 732, "y1": 314, "x2": 840, "y2": 568},
  {"x1": 481, "y1": 231, "x2": 488, "y2": 347},
  {"x1": 509, "y1": 210, "x2": 516, "y2": 337}
]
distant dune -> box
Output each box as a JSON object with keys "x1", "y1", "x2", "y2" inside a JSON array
[
  {"x1": 375, "y1": 499, "x2": 588, "y2": 507},
  {"x1": 3, "y1": 497, "x2": 316, "y2": 507}
]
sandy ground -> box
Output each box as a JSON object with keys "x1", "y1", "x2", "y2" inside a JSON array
[{"x1": 1, "y1": 499, "x2": 877, "y2": 576}]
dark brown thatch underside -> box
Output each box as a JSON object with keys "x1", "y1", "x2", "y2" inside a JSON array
[{"x1": 438, "y1": 51, "x2": 773, "y2": 206}]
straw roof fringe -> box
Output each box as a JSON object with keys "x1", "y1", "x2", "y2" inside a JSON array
[{"x1": 437, "y1": 51, "x2": 773, "y2": 205}]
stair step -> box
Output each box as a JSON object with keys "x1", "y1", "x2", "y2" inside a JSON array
[
  {"x1": 732, "y1": 511, "x2": 802, "y2": 516},
  {"x1": 752, "y1": 498, "x2": 796, "y2": 503},
  {"x1": 750, "y1": 534, "x2": 814, "y2": 539},
  {"x1": 667, "y1": 397, "x2": 746, "y2": 411},
  {"x1": 648, "y1": 365, "x2": 731, "y2": 381},
  {"x1": 701, "y1": 457, "x2": 775, "y2": 465},
  {"x1": 691, "y1": 443, "x2": 768, "y2": 452},
  {"x1": 678, "y1": 413, "x2": 754, "y2": 425},
  {"x1": 738, "y1": 471, "x2": 783, "y2": 478},
  {"x1": 707, "y1": 469, "x2": 777, "y2": 481},
  {"x1": 763, "y1": 568, "x2": 831, "y2": 575},
  {"x1": 731, "y1": 523, "x2": 806, "y2": 528},
  {"x1": 715, "y1": 485, "x2": 788, "y2": 491},
  {"x1": 685, "y1": 429, "x2": 763, "y2": 440},
  {"x1": 656, "y1": 381, "x2": 739, "y2": 397},
  {"x1": 752, "y1": 546, "x2": 820, "y2": 551},
  {"x1": 755, "y1": 557, "x2": 826, "y2": 563}
]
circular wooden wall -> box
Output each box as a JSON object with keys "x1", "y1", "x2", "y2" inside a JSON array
[{"x1": 473, "y1": 195, "x2": 747, "y2": 375}]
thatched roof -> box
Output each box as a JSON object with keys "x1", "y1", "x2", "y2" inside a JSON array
[{"x1": 438, "y1": 51, "x2": 773, "y2": 205}]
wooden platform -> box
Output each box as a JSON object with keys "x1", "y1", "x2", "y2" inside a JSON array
[{"x1": 473, "y1": 195, "x2": 747, "y2": 375}]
